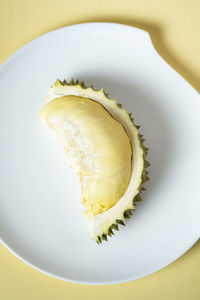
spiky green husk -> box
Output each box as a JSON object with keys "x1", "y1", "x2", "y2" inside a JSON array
[
  {"x1": 53, "y1": 78, "x2": 150, "y2": 244},
  {"x1": 96, "y1": 137, "x2": 149, "y2": 245}
]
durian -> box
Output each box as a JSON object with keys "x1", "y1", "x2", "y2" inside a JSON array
[{"x1": 40, "y1": 79, "x2": 149, "y2": 243}]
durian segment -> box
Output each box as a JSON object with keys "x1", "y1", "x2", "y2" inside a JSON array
[
  {"x1": 40, "y1": 79, "x2": 148, "y2": 242},
  {"x1": 40, "y1": 95, "x2": 132, "y2": 218}
]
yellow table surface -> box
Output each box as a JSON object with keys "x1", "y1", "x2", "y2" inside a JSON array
[{"x1": 0, "y1": 0, "x2": 199, "y2": 299}]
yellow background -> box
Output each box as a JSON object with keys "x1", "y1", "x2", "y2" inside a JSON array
[{"x1": 0, "y1": 0, "x2": 200, "y2": 299}]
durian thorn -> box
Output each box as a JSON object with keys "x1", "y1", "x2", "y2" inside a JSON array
[
  {"x1": 103, "y1": 90, "x2": 109, "y2": 97},
  {"x1": 124, "y1": 210, "x2": 131, "y2": 219},
  {"x1": 69, "y1": 78, "x2": 75, "y2": 85},
  {"x1": 134, "y1": 194, "x2": 143, "y2": 202},
  {"x1": 102, "y1": 234, "x2": 108, "y2": 241},
  {"x1": 141, "y1": 186, "x2": 146, "y2": 191},
  {"x1": 107, "y1": 231, "x2": 112, "y2": 237},
  {"x1": 142, "y1": 175, "x2": 150, "y2": 183},
  {"x1": 111, "y1": 224, "x2": 119, "y2": 231},
  {"x1": 79, "y1": 81, "x2": 86, "y2": 88},
  {"x1": 144, "y1": 160, "x2": 151, "y2": 168},
  {"x1": 128, "y1": 209, "x2": 133, "y2": 215},
  {"x1": 143, "y1": 169, "x2": 147, "y2": 175},
  {"x1": 108, "y1": 228, "x2": 114, "y2": 235},
  {"x1": 55, "y1": 79, "x2": 62, "y2": 86},
  {"x1": 116, "y1": 219, "x2": 125, "y2": 226}
]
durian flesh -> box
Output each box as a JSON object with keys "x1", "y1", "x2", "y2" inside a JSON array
[
  {"x1": 40, "y1": 95, "x2": 132, "y2": 218},
  {"x1": 40, "y1": 79, "x2": 149, "y2": 243}
]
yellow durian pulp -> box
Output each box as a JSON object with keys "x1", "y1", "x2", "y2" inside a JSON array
[{"x1": 40, "y1": 95, "x2": 132, "y2": 218}]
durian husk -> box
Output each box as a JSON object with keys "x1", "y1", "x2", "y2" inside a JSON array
[{"x1": 43, "y1": 78, "x2": 150, "y2": 244}]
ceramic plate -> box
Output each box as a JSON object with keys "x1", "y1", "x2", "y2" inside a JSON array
[{"x1": 0, "y1": 23, "x2": 199, "y2": 285}]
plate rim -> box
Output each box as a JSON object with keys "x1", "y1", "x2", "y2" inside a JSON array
[{"x1": 0, "y1": 22, "x2": 199, "y2": 285}]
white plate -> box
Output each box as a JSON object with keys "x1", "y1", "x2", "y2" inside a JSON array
[{"x1": 0, "y1": 23, "x2": 199, "y2": 285}]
